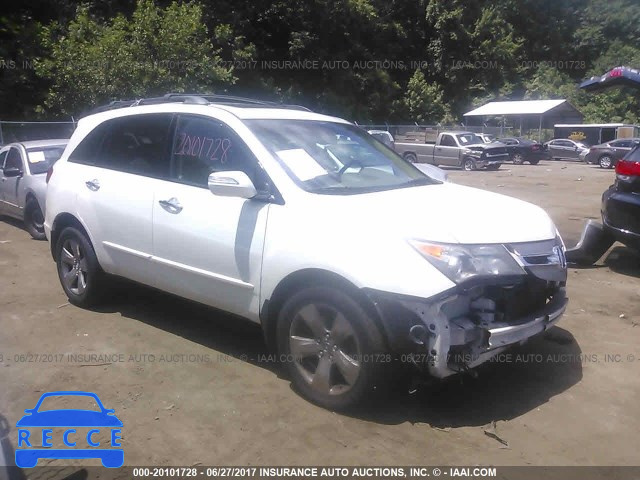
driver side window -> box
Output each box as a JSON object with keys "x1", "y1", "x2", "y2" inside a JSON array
[
  {"x1": 5, "y1": 147, "x2": 23, "y2": 170},
  {"x1": 440, "y1": 135, "x2": 456, "y2": 147},
  {"x1": 171, "y1": 115, "x2": 268, "y2": 191}
]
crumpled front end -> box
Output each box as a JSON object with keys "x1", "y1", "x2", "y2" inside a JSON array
[{"x1": 365, "y1": 238, "x2": 568, "y2": 378}]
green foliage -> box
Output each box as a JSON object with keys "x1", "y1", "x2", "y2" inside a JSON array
[
  {"x1": 1, "y1": 0, "x2": 640, "y2": 122},
  {"x1": 403, "y1": 70, "x2": 447, "y2": 123},
  {"x1": 35, "y1": 0, "x2": 235, "y2": 115}
]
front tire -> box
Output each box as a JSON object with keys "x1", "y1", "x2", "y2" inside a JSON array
[
  {"x1": 55, "y1": 227, "x2": 107, "y2": 307},
  {"x1": 277, "y1": 286, "x2": 387, "y2": 410},
  {"x1": 463, "y1": 158, "x2": 476, "y2": 171},
  {"x1": 512, "y1": 153, "x2": 524, "y2": 165},
  {"x1": 24, "y1": 198, "x2": 46, "y2": 240}
]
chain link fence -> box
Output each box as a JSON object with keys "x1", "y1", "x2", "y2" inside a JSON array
[{"x1": 0, "y1": 121, "x2": 76, "y2": 145}]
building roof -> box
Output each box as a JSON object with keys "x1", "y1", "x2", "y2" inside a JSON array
[{"x1": 464, "y1": 99, "x2": 577, "y2": 117}]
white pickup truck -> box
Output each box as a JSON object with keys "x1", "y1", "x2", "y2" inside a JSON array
[{"x1": 395, "y1": 131, "x2": 510, "y2": 171}]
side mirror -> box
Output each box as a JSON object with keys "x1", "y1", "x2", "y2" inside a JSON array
[
  {"x1": 3, "y1": 167, "x2": 23, "y2": 178},
  {"x1": 208, "y1": 171, "x2": 257, "y2": 199}
]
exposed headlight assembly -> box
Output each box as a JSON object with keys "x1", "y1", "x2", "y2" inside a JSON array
[{"x1": 409, "y1": 240, "x2": 526, "y2": 284}]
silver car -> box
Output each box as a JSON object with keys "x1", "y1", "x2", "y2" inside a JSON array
[{"x1": 0, "y1": 139, "x2": 68, "y2": 239}]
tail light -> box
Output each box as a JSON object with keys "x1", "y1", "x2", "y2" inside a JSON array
[
  {"x1": 46, "y1": 165, "x2": 54, "y2": 184},
  {"x1": 615, "y1": 159, "x2": 640, "y2": 180},
  {"x1": 531, "y1": 144, "x2": 540, "y2": 151},
  {"x1": 609, "y1": 67, "x2": 624, "y2": 78}
]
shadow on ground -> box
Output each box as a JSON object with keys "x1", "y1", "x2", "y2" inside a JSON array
[
  {"x1": 93, "y1": 282, "x2": 582, "y2": 428},
  {"x1": 350, "y1": 326, "x2": 582, "y2": 427},
  {"x1": 92, "y1": 281, "x2": 274, "y2": 372},
  {"x1": 604, "y1": 246, "x2": 640, "y2": 278}
]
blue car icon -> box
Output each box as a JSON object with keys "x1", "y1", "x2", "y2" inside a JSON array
[{"x1": 15, "y1": 391, "x2": 123, "y2": 468}]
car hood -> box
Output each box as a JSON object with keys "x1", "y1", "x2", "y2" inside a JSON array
[
  {"x1": 314, "y1": 183, "x2": 557, "y2": 244},
  {"x1": 463, "y1": 143, "x2": 501, "y2": 150},
  {"x1": 16, "y1": 410, "x2": 123, "y2": 427}
]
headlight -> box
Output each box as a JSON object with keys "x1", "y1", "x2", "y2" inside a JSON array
[{"x1": 409, "y1": 240, "x2": 525, "y2": 284}]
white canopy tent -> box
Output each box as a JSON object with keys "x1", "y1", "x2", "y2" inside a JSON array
[{"x1": 463, "y1": 100, "x2": 584, "y2": 141}]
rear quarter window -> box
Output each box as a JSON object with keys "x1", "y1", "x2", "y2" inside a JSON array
[{"x1": 69, "y1": 114, "x2": 173, "y2": 178}]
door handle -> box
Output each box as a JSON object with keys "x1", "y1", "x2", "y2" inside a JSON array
[
  {"x1": 159, "y1": 197, "x2": 183, "y2": 214},
  {"x1": 85, "y1": 179, "x2": 100, "y2": 191}
]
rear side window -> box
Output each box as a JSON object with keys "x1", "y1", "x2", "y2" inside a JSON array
[
  {"x1": 69, "y1": 123, "x2": 109, "y2": 165},
  {"x1": 170, "y1": 115, "x2": 266, "y2": 189},
  {"x1": 69, "y1": 114, "x2": 173, "y2": 178},
  {"x1": 0, "y1": 150, "x2": 7, "y2": 168}
]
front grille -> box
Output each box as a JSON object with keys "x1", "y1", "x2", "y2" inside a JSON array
[{"x1": 480, "y1": 277, "x2": 553, "y2": 325}]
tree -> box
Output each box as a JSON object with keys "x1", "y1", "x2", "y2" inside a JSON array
[
  {"x1": 35, "y1": 0, "x2": 235, "y2": 116},
  {"x1": 402, "y1": 69, "x2": 446, "y2": 123}
]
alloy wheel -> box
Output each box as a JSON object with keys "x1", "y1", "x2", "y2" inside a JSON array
[
  {"x1": 59, "y1": 238, "x2": 89, "y2": 295},
  {"x1": 599, "y1": 156, "x2": 612, "y2": 169},
  {"x1": 289, "y1": 303, "x2": 362, "y2": 396}
]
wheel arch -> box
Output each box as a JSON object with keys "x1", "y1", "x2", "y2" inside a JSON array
[
  {"x1": 49, "y1": 213, "x2": 94, "y2": 260},
  {"x1": 260, "y1": 268, "x2": 387, "y2": 353}
]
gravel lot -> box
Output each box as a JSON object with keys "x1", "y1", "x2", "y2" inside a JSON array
[{"x1": 1, "y1": 161, "x2": 639, "y2": 467}]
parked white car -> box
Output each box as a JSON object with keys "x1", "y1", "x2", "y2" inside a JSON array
[
  {"x1": 0, "y1": 139, "x2": 68, "y2": 239},
  {"x1": 45, "y1": 95, "x2": 568, "y2": 410}
]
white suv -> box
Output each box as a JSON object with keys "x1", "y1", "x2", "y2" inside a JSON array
[{"x1": 45, "y1": 95, "x2": 568, "y2": 410}]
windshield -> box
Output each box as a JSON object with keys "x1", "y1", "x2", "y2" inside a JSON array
[
  {"x1": 245, "y1": 120, "x2": 438, "y2": 194},
  {"x1": 27, "y1": 145, "x2": 66, "y2": 174},
  {"x1": 456, "y1": 133, "x2": 484, "y2": 146}
]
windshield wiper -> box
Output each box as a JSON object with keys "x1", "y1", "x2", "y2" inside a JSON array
[{"x1": 406, "y1": 177, "x2": 440, "y2": 186}]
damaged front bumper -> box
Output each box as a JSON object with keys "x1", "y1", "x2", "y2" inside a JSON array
[{"x1": 364, "y1": 241, "x2": 568, "y2": 378}]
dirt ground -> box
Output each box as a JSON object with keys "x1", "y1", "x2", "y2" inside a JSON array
[{"x1": 1, "y1": 161, "x2": 639, "y2": 467}]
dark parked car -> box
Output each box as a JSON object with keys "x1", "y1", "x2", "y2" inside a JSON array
[
  {"x1": 602, "y1": 147, "x2": 640, "y2": 250},
  {"x1": 566, "y1": 67, "x2": 640, "y2": 264},
  {"x1": 583, "y1": 138, "x2": 640, "y2": 169},
  {"x1": 567, "y1": 145, "x2": 640, "y2": 264},
  {"x1": 544, "y1": 138, "x2": 589, "y2": 161},
  {"x1": 494, "y1": 137, "x2": 547, "y2": 164}
]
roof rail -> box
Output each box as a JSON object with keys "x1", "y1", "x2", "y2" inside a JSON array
[{"x1": 83, "y1": 93, "x2": 311, "y2": 116}]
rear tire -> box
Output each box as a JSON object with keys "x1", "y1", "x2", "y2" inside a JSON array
[
  {"x1": 599, "y1": 155, "x2": 613, "y2": 169},
  {"x1": 55, "y1": 227, "x2": 107, "y2": 307},
  {"x1": 529, "y1": 159, "x2": 540, "y2": 165},
  {"x1": 24, "y1": 198, "x2": 46, "y2": 240},
  {"x1": 404, "y1": 153, "x2": 417, "y2": 163},
  {"x1": 277, "y1": 286, "x2": 388, "y2": 411}
]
